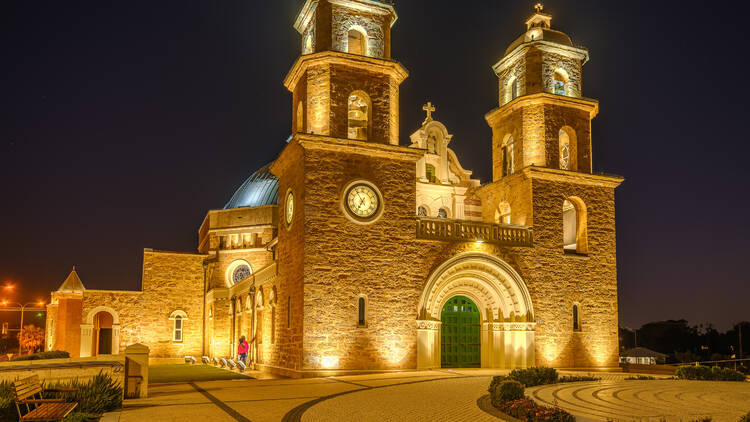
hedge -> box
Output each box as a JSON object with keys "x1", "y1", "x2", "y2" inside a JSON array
[
  {"x1": 676, "y1": 365, "x2": 746, "y2": 382},
  {"x1": 10, "y1": 351, "x2": 70, "y2": 362}
]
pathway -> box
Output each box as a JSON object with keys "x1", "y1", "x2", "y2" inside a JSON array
[{"x1": 119, "y1": 370, "x2": 750, "y2": 422}]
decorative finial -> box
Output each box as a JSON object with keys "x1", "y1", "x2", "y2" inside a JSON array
[
  {"x1": 72, "y1": 265, "x2": 76, "y2": 271},
  {"x1": 534, "y1": 3, "x2": 544, "y2": 13},
  {"x1": 422, "y1": 101, "x2": 436, "y2": 123}
]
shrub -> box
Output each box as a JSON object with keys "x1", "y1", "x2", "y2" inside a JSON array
[
  {"x1": 738, "y1": 411, "x2": 750, "y2": 422},
  {"x1": 676, "y1": 365, "x2": 746, "y2": 381},
  {"x1": 47, "y1": 372, "x2": 123, "y2": 415},
  {"x1": 507, "y1": 367, "x2": 559, "y2": 387},
  {"x1": 625, "y1": 375, "x2": 658, "y2": 381},
  {"x1": 490, "y1": 380, "x2": 525, "y2": 407},
  {"x1": 558, "y1": 374, "x2": 600, "y2": 383},
  {"x1": 11, "y1": 350, "x2": 70, "y2": 362},
  {"x1": 498, "y1": 398, "x2": 575, "y2": 422},
  {"x1": 0, "y1": 372, "x2": 122, "y2": 420}
]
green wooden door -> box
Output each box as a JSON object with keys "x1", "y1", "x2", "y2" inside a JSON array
[{"x1": 441, "y1": 296, "x2": 481, "y2": 368}]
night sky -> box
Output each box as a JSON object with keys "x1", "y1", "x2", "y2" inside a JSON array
[{"x1": 2, "y1": 1, "x2": 749, "y2": 331}]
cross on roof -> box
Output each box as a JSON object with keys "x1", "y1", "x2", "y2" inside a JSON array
[
  {"x1": 534, "y1": 3, "x2": 544, "y2": 13},
  {"x1": 422, "y1": 101, "x2": 436, "y2": 123}
]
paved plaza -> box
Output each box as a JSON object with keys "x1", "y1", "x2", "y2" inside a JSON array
[{"x1": 118, "y1": 369, "x2": 750, "y2": 422}]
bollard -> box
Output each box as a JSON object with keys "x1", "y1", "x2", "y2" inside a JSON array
[{"x1": 124, "y1": 343, "x2": 150, "y2": 399}]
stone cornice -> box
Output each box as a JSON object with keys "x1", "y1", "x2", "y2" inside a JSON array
[
  {"x1": 524, "y1": 166, "x2": 624, "y2": 188},
  {"x1": 295, "y1": 133, "x2": 423, "y2": 162},
  {"x1": 416, "y1": 320, "x2": 442, "y2": 330},
  {"x1": 294, "y1": 0, "x2": 398, "y2": 34},
  {"x1": 486, "y1": 93, "x2": 599, "y2": 124},
  {"x1": 283, "y1": 51, "x2": 409, "y2": 92},
  {"x1": 483, "y1": 322, "x2": 537, "y2": 332},
  {"x1": 493, "y1": 40, "x2": 589, "y2": 74}
]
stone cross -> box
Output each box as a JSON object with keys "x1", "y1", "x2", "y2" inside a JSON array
[
  {"x1": 422, "y1": 102, "x2": 436, "y2": 123},
  {"x1": 535, "y1": 3, "x2": 544, "y2": 13}
]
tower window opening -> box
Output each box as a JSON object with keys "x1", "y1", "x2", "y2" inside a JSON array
[
  {"x1": 437, "y1": 208, "x2": 449, "y2": 219},
  {"x1": 347, "y1": 28, "x2": 366, "y2": 56},
  {"x1": 348, "y1": 91, "x2": 370, "y2": 141},
  {"x1": 563, "y1": 197, "x2": 588, "y2": 254},
  {"x1": 417, "y1": 206, "x2": 428, "y2": 217},
  {"x1": 303, "y1": 34, "x2": 313, "y2": 54},
  {"x1": 573, "y1": 305, "x2": 581, "y2": 331},
  {"x1": 502, "y1": 136, "x2": 515, "y2": 177},
  {"x1": 296, "y1": 101, "x2": 304, "y2": 133},
  {"x1": 553, "y1": 69, "x2": 569, "y2": 96},
  {"x1": 558, "y1": 127, "x2": 577, "y2": 171}
]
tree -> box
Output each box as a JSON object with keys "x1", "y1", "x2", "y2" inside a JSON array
[{"x1": 18, "y1": 325, "x2": 44, "y2": 354}]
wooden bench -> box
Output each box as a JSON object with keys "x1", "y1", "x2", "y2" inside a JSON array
[{"x1": 13, "y1": 375, "x2": 78, "y2": 422}]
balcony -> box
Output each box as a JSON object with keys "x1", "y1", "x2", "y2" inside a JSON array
[{"x1": 416, "y1": 217, "x2": 533, "y2": 247}]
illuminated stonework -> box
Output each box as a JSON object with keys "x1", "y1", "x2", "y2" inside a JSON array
[{"x1": 46, "y1": 1, "x2": 622, "y2": 376}]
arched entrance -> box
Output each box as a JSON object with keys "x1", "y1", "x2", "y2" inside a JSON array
[
  {"x1": 80, "y1": 307, "x2": 120, "y2": 357},
  {"x1": 441, "y1": 296, "x2": 481, "y2": 368},
  {"x1": 417, "y1": 253, "x2": 536, "y2": 370}
]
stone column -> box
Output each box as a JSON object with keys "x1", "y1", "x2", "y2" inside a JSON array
[
  {"x1": 490, "y1": 323, "x2": 505, "y2": 369},
  {"x1": 112, "y1": 324, "x2": 121, "y2": 355},
  {"x1": 79, "y1": 324, "x2": 93, "y2": 358},
  {"x1": 416, "y1": 320, "x2": 441, "y2": 370},
  {"x1": 125, "y1": 343, "x2": 150, "y2": 399}
]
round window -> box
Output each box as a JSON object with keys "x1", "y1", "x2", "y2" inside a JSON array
[
  {"x1": 285, "y1": 190, "x2": 294, "y2": 227},
  {"x1": 232, "y1": 265, "x2": 251, "y2": 284}
]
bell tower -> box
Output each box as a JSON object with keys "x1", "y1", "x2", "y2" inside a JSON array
[
  {"x1": 284, "y1": 0, "x2": 407, "y2": 145},
  {"x1": 486, "y1": 4, "x2": 597, "y2": 181}
]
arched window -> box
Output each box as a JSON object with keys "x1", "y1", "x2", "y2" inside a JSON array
[
  {"x1": 296, "y1": 101, "x2": 304, "y2": 133},
  {"x1": 558, "y1": 127, "x2": 577, "y2": 171},
  {"x1": 348, "y1": 91, "x2": 370, "y2": 141},
  {"x1": 507, "y1": 76, "x2": 519, "y2": 103},
  {"x1": 425, "y1": 164, "x2": 436, "y2": 183},
  {"x1": 347, "y1": 28, "x2": 367, "y2": 55},
  {"x1": 417, "y1": 206, "x2": 428, "y2": 217},
  {"x1": 357, "y1": 297, "x2": 367, "y2": 327},
  {"x1": 573, "y1": 305, "x2": 581, "y2": 331},
  {"x1": 495, "y1": 202, "x2": 512, "y2": 225},
  {"x1": 303, "y1": 34, "x2": 313, "y2": 54},
  {"x1": 563, "y1": 197, "x2": 588, "y2": 254},
  {"x1": 174, "y1": 316, "x2": 183, "y2": 342},
  {"x1": 553, "y1": 69, "x2": 568, "y2": 96},
  {"x1": 169, "y1": 311, "x2": 188, "y2": 342},
  {"x1": 502, "y1": 136, "x2": 515, "y2": 177},
  {"x1": 437, "y1": 208, "x2": 449, "y2": 219}
]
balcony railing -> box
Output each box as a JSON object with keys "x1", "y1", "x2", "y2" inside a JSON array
[{"x1": 416, "y1": 217, "x2": 533, "y2": 247}]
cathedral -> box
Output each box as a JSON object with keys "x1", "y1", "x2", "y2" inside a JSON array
[{"x1": 45, "y1": 0, "x2": 623, "y2": 377}]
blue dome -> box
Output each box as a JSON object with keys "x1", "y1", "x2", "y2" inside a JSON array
[{"x1": 224, "y1": 162, "x2": 279, "y2": 209}]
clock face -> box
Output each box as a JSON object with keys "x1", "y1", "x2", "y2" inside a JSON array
[
  {"x1": 346, "y1": 184, "x2": 380, "y2": 220},
  {"x1": 285, "y1": 191, "x2": 294, "y2": 225}
]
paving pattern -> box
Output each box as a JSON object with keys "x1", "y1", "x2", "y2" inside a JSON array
[
  {"x1": 527, "y1": 379, "x2": 750, "y2": 422},
  {"x1": 118, "y1": 369, "x2": 750, "y2": 422}
]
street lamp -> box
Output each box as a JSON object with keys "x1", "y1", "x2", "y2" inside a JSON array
[{"x1": 1, "y1": 300, "x2": 46, "y2": 355}]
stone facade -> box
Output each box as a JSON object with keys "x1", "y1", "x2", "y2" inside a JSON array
[{"x1": 47, "y1": 2, "x2": 623, "y2": 375}]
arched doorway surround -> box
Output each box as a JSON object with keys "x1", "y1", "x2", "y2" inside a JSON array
[
  {"x1": 80, "y1": 306, "x2": 121, "y2": 357},
  {"x1": 417, "y1": 253, "x2": 535, "y2": 369}
]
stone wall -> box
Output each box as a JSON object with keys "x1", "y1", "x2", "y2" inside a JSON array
[
  {"x1": 299, "y1": 145, "x2": 421, "y2": 372},
  {"x1": 331, "y1": 4, "x2": 390, "y2": 59},
  {"x1": 269, "y1": 141, "x2": 306, "y2": 374}
]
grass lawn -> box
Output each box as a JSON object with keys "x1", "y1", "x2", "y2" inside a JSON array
[{"x1": 149, "y1": 364, "x2": 252, "y2": 384}]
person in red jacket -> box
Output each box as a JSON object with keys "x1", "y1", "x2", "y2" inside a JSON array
[{"x1": 237, "y1": 336, "x2": 249, "y2": 364}]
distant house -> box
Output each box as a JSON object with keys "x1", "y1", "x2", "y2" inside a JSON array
[{"x1": 620, "y1": 347, "x2": 667, "y2": 365}]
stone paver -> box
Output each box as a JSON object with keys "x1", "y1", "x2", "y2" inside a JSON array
[
  {"x1": 119, "y1": 370, "x2": 750, "y2": 422},
  {"x1": 527, "y1": 379, "x2": 750, "y2": 422}
]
